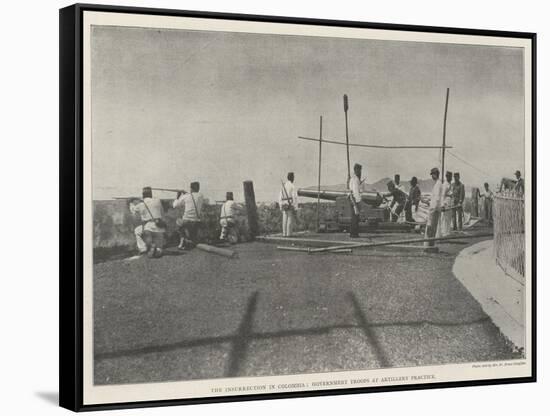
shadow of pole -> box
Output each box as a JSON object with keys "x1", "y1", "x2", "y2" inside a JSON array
[
  {"x1": 225, "y1": 291, "x2": 259, "y2": 377},
  {"x1": 348, "y1": 292, "x2": 391, "y2": 368}
]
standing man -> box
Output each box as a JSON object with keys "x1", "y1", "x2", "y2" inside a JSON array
[
  {"x1": 451, "y1": 172, "x2": 465, "y2": 231},
  {"x1": 279, "y1": 172, "x2": 298, "y2": 237},
  {"x1": 219, "y1": 191, "x2": 239, "y2": 243},
  {"x1": 513, "y1": 170, "x2": 525, "y2": 194},
  {"x1": 394, "y1": 174, "x2": 406, "y2": 193},
  {"x1": 129, "y1": 186, "x2": 166, "y2": 257},
  {"x1": 425, "y1": 167, "x2": 443, "y2": 246},
  {"x1": 386, "y1": 181, "x2": 408, "y2": 222},
  {"x1": 173, "y1": 181, "x2": 204, "y2": 250},
  {"x1": 405, "y1": 176, "x2": 421, "y2": 222},
  {"x1": 349, "y1": 163, "x2": 363, "y2": 238},
  {"x1": 479, "y1": 182, "x2": 494, "y2": 223},
  {"x1": 438, "y1": 171, "x2": 453, "y2": 237}
]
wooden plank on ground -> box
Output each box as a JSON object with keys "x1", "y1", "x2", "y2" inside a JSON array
[
  {"x1": 196, "y1": 243, "x2": 237, "y2": 258},
  {"x1": 310, "y1": 233, "x2": 493, "y2": 253}
]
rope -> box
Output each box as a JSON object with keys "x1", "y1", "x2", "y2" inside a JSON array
[
  {"x1": 297, "y1": 136, "x2": 453, "y2": 149},
  {"x1": 447, "y1": 150, "x2": 491, "y2": 176}
]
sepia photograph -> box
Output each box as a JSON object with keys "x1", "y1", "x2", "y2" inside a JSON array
[{"x1": 60, "y1": 5, "x2": 534, "y2": 409}]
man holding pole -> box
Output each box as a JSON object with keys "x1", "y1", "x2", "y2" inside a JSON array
[
  {"x1": 279, "y1": 172, "x2": 298, "y2": 237},
  {"x1": 128, "y1": 187, "x2": 166, "y2": 257},
  {"x1": 349, "y1": 163, "x2": 363, "y2": 238}
]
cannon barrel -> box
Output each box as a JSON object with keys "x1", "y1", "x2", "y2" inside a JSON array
[{"x1": 297, "y1": 188, "x2": 389, "y2": 207}]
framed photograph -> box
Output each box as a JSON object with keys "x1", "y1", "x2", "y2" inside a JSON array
[{"x1": 60, "y1": 3, "x2": 536, "y2": 411}]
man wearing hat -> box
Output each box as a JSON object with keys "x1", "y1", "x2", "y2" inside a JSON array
[
  {"x1": 437, "y1": 171, "x2": 454, "y2": 237},
  {"x1": 349, "y1": 163, "x2": 363, "y2": 237},
  {"x1": 279, "y1": 172, "x2": 298, "y2": 237},
  {"x1": 425, "y1": 167, "x2": 443, "y2": 246},
  {"x1": 451, "y1": 172, "x2": 465, "y2": 231},
  {"x1": 219, "y1": 191, "x2": 239, "y2": 243},
  {"x1": 173, "y1": 181, "x2": 204, "y2": 249},
  {"x1": 129, "y1": 187, "x2": 166, "y2": 257},
  {"x1": 394, "y1": 174, "x2": 406, "y2": 193},
  {"x1": 513, "y1": 170, "x2": 524, "y2": 194}
]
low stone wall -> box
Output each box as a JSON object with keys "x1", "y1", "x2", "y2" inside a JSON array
[
  {"x1": 257, "y1": 202, "x2": 337, "y2": 235},
  {"x1": 93, "y1": 200, "x2": 336, "y2": 253}
]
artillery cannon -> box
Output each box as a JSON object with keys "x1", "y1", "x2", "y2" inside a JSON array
[
  {"x1": 297, "y1": 188, "x2": 389, "y2": 207},
  {"x1": 297, "y1": 187, "x2": 414, "y2": 233}
]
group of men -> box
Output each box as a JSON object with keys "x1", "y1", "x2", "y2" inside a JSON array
[
  {"x1": 477, "y1": 170, "x2": 524, "y2": 224},
  {"x1": 425, "y1": 168, "x2": 465, "y2": 241},
  {"x1": 129, "y1": 166, "x2": 522, "y2": 254},
  {"x1": 348, "y1": 163, "x2": 466, "y2": 239},
  {"x1": 384, "y1": 173, "x2": 421, "y2": 223},
  {"x1": 128, "y1": 182, "x2": 239, "y2": 257}
]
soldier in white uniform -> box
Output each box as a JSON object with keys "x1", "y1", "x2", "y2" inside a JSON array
[
  {"x1": 279, "y1": 172, "x2": 298, "y2": 237},
  {"x1": 172, "y1": 181, "x2": 204, "y2": 250},
  {"x1": 437, "y1": 171, "x2": 453, "y2": 237},
  {"x1": 349, "y1": 163, "x2": 363, "y2": 238},
  {"x1": 219, "y1": 191, "x2": 239, "y2": 243},
  {"x1": 425, "y1": 167, "x2": 443, "y2": 246},
  {"x1": 129, "y1": 187, "x2": 166, "y2": 257}
]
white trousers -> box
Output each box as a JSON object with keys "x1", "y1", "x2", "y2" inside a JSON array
[
  {"x1": 437, "y1": 208, "x2": 452, "y2": 237},
  {"x1": 220, "y1": 219, "x2": 238, "y2": 243},
  {"x1": 282, "y1": 209, "x2": 295, "y2": 237},
  {"x1": 134, "y1": 222, "x2": 164, "y2": 253}
]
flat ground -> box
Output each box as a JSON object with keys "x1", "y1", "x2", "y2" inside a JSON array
[{"x1": 93, "y1": 228, "x2": 519, "y2": 385}]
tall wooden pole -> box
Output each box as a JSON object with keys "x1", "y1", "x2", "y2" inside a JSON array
[
  {"x1": 343, "y1": 94, "x2": 351, "y2": 187},
  {"x1": 441, "y1": 88, "x2": 450, "y2": 182},
  {"x1": 317, "y1": 116, "x2": 323, "y2": 231}
]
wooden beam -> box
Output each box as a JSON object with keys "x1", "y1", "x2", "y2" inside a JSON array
[
  {"x1": 277, "y1": 246, "x2": 352, "y2": 253},
  {"x1": 309, "y1": 232, "x2": 493, "y2": 253},
  {"x1": 317, "y1": 116, "x2": 323, "y2": 231},
  {"x1": 343, "y1": 94, "x2": 351, "y2": 185},
  {"x1": 441, "y1": 88, "x2": 450, "y2": 180},
  {"x1": 196, "y1": 243, "x2": 237, "y2": 258},
  {"x1": 257, "y1": 235, "x2": 357, "y2": 247},
  {"x1": 243, "y1": 180, "x2": 259, "y2": 238}
]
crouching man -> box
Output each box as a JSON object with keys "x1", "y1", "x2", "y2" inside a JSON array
[
  {"x1": 386, "y1": 180, "x2": 408, "y2": 222},
  {"x1": 129, "y1": 187, "x2": 166, "y2": 258},
  {"x1": 173, "y1": 181, "x2": 204, "y2": 250},
  {"x1": 219, "y1": 191, "x2": 239, "y2": 244}
]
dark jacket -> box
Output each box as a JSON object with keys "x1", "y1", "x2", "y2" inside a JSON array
[
  {"x1": 408, "y1": 184, "x2": 421, "y2": 208},
  {"x1": 451, "y1": 182, "x2": 465, "y2": 204},
  {"x1": 389, "y1": 188, "x2": 408, "y2": 207}
]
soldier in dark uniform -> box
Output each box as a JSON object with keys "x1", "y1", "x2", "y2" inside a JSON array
[
  {"x1": 405, "y1": 176, "x2": 421, "y2": 222},
  {"x1": 451, "y1": 172, "x2": 465, "y2": 231},
  {"x1": 386, "y1": 181, "x2": 408, "y2": 222},
  {"x1": 514, "y1": 170, "x2": 525, "y2": 194}
]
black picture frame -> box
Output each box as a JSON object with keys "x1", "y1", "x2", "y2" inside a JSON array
[{"x1": 60, "y1": 3, "x2": 536, "y2": 412}]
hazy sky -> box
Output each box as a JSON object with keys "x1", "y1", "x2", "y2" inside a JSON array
[{"x1": 91, "y1": 25, "x2": 525, "y2": 202}]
